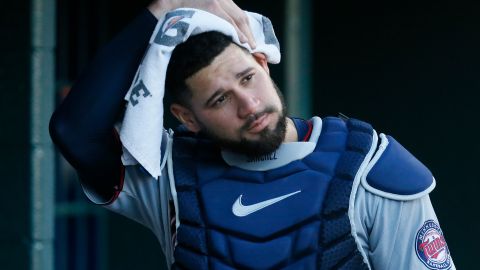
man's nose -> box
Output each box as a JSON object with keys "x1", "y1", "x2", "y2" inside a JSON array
[{"x1": 237, "y1": 91, "x2": 260, "y2": 118}]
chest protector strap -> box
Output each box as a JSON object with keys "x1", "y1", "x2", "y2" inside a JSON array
[{"x1": 171, "y1": 117, "x2": 372, "y2": 270}]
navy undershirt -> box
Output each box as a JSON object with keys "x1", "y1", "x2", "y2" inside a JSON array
[{"x1": 291, "y1": 117, "x2": 312, "y2": 142}]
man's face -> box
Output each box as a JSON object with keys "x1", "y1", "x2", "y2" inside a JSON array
[{"x1": 173, "y1": 44, "x2": 287, "y2": 156}]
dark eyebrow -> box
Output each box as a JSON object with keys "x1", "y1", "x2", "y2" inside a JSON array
[
  {"x1": 205, "y1": 88, "x2": 225, "y2": 107},
  {"x1": 236, "y1": 67, "x2": 255, "y2": 79},
  {"x1": 204, "y1": 67, "x2": 255, "y2": 107}
]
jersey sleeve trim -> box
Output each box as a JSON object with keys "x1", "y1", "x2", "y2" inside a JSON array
[
  {"x1": 348, "y1": 129, "x2": 379, "y2": 270},
  {"x1": 81, "y1": 164, "x2": 126, "y2": 205},
  {"x1": 361, "y1": 133, "x2": 436, "y2": 201}
]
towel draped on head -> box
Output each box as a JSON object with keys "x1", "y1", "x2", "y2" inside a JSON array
[{"x1": 120, "y1": 8, "x2": 281, "y2": 179}]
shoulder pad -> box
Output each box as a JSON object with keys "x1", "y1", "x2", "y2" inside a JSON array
[{"x1": 361, "y1": 134, "x2": 436, "y2": 200}]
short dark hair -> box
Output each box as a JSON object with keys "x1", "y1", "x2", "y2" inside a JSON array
[{"x1": 166, "y1": 31, "x2": 237, "y2": 107}]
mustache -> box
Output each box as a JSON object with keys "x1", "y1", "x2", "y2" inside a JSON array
[{"x1": 241, "y1": 106, "x2": 277, "y2": 131}]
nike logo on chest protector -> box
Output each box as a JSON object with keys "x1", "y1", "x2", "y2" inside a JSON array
[{"x1": 232, "y1": 190, "x2": 302, "y2": 217}]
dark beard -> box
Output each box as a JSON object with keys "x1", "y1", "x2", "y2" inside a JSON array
[{"x1": 201, "y1": 113, "x2": 287, "y2": 157}]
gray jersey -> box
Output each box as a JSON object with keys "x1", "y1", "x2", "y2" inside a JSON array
[{"x1": 83, "y1": 117, "x2": 455, "y2": 269}]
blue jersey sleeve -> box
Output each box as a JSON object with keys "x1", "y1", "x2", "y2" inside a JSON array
[{"x1": 49, "y1": 9, "x2": 157, "y2": 204}]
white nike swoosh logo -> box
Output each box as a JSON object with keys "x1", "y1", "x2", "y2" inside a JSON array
[{"x1": 232, "y1": 190, "x2": 302, "y2": 217}]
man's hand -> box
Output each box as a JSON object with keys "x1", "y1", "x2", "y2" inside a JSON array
[{"x1": 148, "y1": 0, "x2": 256, "y2": 48}]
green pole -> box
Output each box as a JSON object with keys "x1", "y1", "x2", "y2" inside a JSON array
[
  {"x1": 30, "y1": 0, "x2": 55, "y2": 269},
  {"x1": 285, "y1": 0, "x2": 312, "y2": 118}
]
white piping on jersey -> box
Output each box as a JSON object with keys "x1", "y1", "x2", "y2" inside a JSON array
[
  {"x1": 166, "y1": 129, "x2": 180, "y2": 232},
  {"x1": 159, "y1": 131, "x2": 170, "y2": 175},
  {"x1": 360, "y1": 133, "x2": 436, "y2": 201},
  {"x1": 348, "y1": 129, "x2": 379, "y2": 270},
  {"x1": 158, "y1": 155, "x2": 175, "y2": 267}
]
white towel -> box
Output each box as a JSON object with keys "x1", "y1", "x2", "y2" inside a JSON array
[{"x1": 120, "y1": 8, "x2": 281, "y2": 179}]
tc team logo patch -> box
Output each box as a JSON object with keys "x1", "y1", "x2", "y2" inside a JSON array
[{"x1": 415, "y1": 220, "x2": 451, "y2": 269}]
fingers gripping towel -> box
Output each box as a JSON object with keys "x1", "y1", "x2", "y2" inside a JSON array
[{"x1": 120, "y1": 8, "x2": 281, "y2": 179}]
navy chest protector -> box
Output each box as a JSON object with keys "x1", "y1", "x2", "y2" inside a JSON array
[{"x1": 171, "y1": 117, "x2": 373, "y2": 270}]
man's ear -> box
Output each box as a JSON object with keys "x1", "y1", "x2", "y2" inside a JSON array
[
  {"x1": 252, "y1": 52, "x2": 270, "y2": 74},
  {"x1": 170, "y1": 103, "x2": 201, "y2": 133}
]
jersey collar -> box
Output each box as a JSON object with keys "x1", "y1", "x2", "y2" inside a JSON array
[{"x1": 221, "y1": 116, "x2": 322, "y2": 171}]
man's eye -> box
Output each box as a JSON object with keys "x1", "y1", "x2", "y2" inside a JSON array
[
  {"x1": 213, "y1": 94, "x2": 228, "y2": 106},
  {"x1": 241, "y1": 74, "x2": 254, "y2": 84}
]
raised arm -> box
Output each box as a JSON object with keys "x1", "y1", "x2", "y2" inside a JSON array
[
  {"x1": 49, "y1": 8, "x2": 157, "y2": 203},
  {"x1": 49, "y1": 0, "x2": 254, "y2": 204}
]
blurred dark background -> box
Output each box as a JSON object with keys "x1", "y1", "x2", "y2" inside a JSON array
[{"x1": 1, "y1": 0, "x2": 477, "y2": 269}]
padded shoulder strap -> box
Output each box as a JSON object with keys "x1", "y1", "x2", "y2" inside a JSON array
[{"x1": 361, "y1": 134, "x2": 436, "y2": 200}]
